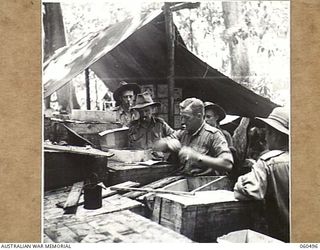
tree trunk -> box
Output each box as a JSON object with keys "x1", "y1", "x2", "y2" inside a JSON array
[
  {"x1": 43, "y1": 3, "x2": 80, "y2": 112},
  {"x1": 222, "y1": 2, "x2": 250, "y2": 83}
]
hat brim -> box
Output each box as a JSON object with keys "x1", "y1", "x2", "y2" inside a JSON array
[
  {"x1": 204, "y1": 104, "x2": 226, "y2": 122},
  {"x1": 256, "y1": 117, "x2": 289, "y2": 135},
  {"x1": 130, "y1": 102, "x2": 161, "y2": 110},
  {"x1": 113, "y1": 83, "x2": 141, "y2": 103}
]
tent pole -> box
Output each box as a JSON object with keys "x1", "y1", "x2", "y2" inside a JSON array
[
  {"x1": 85, "y1": 68, "x2": 91, "y2": 110},
  {"x1": 164, "y1": 3, "x2": 175, "y2": 127}
]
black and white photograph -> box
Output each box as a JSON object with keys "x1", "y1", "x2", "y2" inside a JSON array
[{"x1": 43, "y1": 0, "x2": 290, "y2": 244}]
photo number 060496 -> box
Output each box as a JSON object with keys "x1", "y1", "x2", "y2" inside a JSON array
[{"x1": 42, "y1": 0, "x2": 290, "y2": 244}]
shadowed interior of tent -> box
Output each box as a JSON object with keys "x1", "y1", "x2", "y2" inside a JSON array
[{"x1": 43, "y1": 11, "x2": 277, "y2": 118}]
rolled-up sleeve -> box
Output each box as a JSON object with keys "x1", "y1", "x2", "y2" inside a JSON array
[
  {"x1": 171, "y1": 130, "x2": 182, "y2": 140},
  {"x1": 234, "y1": 160, "x2": 268, "y2": 200},
  {"x1": 211, "y1": 131, "x2": 234, "y2": 164}
]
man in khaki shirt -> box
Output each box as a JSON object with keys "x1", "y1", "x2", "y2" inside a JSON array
[
  {"x1": 154, "y1": 98, "x2": 233, "y2": 176},
  {"x1": 234, "y1": 107, "x2": 289, "y2": 242},
  {"x1": 128, "y1": 92, "x2": 174, "y2": 150},
  {"x1": 112, "y1": 81, "x2": 141, "y2": 126}
]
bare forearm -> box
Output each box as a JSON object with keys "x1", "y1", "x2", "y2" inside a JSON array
[
  {"x1": 197, "y1": 154, "x2": 233, "y2": 172},
  {"x1": 153, "y1": 138, "x2": 181, "y2": 153}
]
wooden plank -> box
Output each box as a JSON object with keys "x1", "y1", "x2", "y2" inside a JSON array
[
  {"x1": 63, "y1": 124, "x2": 95, "y2": 147},
  {"x1": 102, "y1": 181, "x2": 140, "y2": 197},
  {"x1": 76, "y1": 195, "x2": 142, "y2": 217},
  {"x1": 71, "y1": 109, "x2": 117, "y2": 123},
  {"x1": 170, "y1": 2, "x2": 200, "y2": 12},
  {"x1": 63, "y1": 181, "x2": 84, "y2": 214},
  {"x1": 110, "y1": 186, "x2": 194, "y2": 196},
  {"x1": 190, "y1": 177, "x2": 225, "y2": 194},
  {"x1": 56, "y1": 181, "x2": 140, "y2": 208},
  {"x1": 124, "y1": 176, "x2": 184, "y2": 199},
  {"x1": 187, "y1": 176, "x2": 217, "y2": 190},
  {"x1": 106, "y1": 149, "x2": 152, "y2": 163},
  {"x1": 44, "y1": 143, "x2": 113, "y2": 157},
  {"x1": 107, "y1": 162, "x2": 177, "y2": 186},
  {"x1": 161, "y1": 179, "x2": 188, "y2": 192},
  {"x1": 99, "y1": 128, "x2": 129, "y2": 150},
  {"x1": 180, "y1": 209, "x2": 197, "y2": 239},
  {"x1": 66, "y1": 122, "x2": 121, "y2": 134},
  {"x1": 151, "y1": 196, "x2": 184, "y2": 233},
  {"x1": 187, "y1": 176, "x2": 233, "y2": 191}
]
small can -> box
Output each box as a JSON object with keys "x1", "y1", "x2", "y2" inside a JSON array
[{"x1": 83, "y1": 183, "x2": 102, "y2": 210}]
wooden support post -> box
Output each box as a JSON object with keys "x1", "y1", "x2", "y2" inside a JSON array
[
  {"x1": 85, "y1": 68, "x2": 91, "y2": 110},
  {"x1": 164, "y1": 3, "x2": 175, "y2": 127}
]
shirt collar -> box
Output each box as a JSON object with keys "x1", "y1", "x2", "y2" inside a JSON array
[
  {"x1": 118, "y1": 106, "x2": 130, "y2": 115},
  {"x1": 191, "y1": 122, "x2": 205, "y2": 137}
]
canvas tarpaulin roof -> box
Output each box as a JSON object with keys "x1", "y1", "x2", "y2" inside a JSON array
[{"x1": 43, "y1": 11, "x2": 277, "y2": 118}]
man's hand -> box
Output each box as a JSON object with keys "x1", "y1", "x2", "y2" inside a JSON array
[
  {"x1": 166, "y1": 138, "x2": 182, "y2": 152},
  {"x1": 178, "y1": 146, "x2": 200, "y2": 162},
  {"x1": 153, "y1": 138, "x2": 181, "y2": 152}
]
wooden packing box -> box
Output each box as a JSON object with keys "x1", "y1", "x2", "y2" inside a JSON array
[
  {"x1": 99, "y1": 127, "x2": 129, "y2": 150},
  {"x1": 44, "y1": 150, "x2": 108, "y2": 191},
  {"x1": 71, "y1": 109, "x2": 117, "y2": 123},
  {"x1": 161, "y1": 176, "x2": 233, "y2": 192},
  {"x1": 106, "y1": 161, "x2": 177, "y2": 186},
  {"x1": 151, "y1": 176, "x2": 267, "y2": 242},
  {"x1": 106, "y1": 149, "x2": 153, "y2": 163},
  {"x1": 131, "y1": 176, "x2": 232, "y2": 219},
  {"x1": 217, "y1": 229, "x2": 283, "y2": 243},
  {"x1": 67, "y1": 122, "x2": 122, "y2": 148},
  {"x1": 66, "y1": 122, "x2": 121, "y2": 134},
  {"x1": 44, "y1": 117, "x2": 121, "y2": 148}
]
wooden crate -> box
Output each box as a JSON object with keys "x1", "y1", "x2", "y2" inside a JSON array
[
  {"x1": 99, "y1": 127, "x2": 129, "y2": 150},
  {"x1": 217, "y1": 229, "x2": 283, "y2": 243},
  {"x1": 66, "y1": 122, "x2": 121, "y2": 134},
  {"x1": 67, "y1": 122, "x2": 122, "y2": 148},
  {"x1": 151, "y1": 177, "x2": 267, "y2": 242},
  {"x1": 44, "y1": 151, "x2": 108, "y2": 191},
  {"x1": 128, "y1": 176, "x2": 232, "y2": 219},
  {"x1": 106, "y1": 161, "x2": 177, "y2": 186},
  {"x1": 71, "y1": 109, "x2": 117, "y2": 123},
  {"x1": 106, "y1": 149, "x2": 152, "y2": 163},
  {"x1": 44, "y1": 117, "x2": 121, "y2": 148}
]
